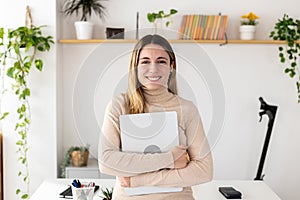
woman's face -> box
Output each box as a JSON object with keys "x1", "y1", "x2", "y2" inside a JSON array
[{"x1": 137, "y1": 44, "x2": 173, "y2": 91}]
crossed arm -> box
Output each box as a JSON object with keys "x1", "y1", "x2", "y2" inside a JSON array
[{"x1": 99, "y1": 100, "x2": 213, "y2": 188}]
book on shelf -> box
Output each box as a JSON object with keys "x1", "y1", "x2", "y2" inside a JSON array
[{"x1": 178, "y1": 14, "x2": 228, "y2": 40}]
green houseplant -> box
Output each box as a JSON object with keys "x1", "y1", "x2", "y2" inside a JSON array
[
  {"x1": 60, "y1": 144, "x2": 90, "y2": 178},
  {"x1": 147, "y1": 9, "x2": 178, "y2": 33},
  {"x1": 270, "y1": 14, "x2": 300, "y2": 103},
  {"x1": 99, "y1": 187, "x2": 113, "y2": 200},
  {"x1": 62, "y1": 0, "x2": 107, "y2": 39},
  {"x1": 0, "y1": 25, "x2": 54, "y2": 199}
]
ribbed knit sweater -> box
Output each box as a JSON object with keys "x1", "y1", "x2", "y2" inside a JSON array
[{"x1": 99, "y1": 87, "x2": 213, "y2": 200}]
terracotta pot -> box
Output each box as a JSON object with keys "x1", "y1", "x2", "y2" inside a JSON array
[{"x1": 71, "y1": 150, "x2": 89, "y2": 167}]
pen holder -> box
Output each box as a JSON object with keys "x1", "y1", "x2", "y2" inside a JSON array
[{"x1": 72, "y1": 185, "x2": 95, "y2": 200}]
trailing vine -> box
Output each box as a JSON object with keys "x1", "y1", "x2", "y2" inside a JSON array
[
  {"x1": 270, "y1": 14, "x2": 300, "y2": 103},
  {"x1": 0, "y1": 26, "x2": 53, "y2": 199}
]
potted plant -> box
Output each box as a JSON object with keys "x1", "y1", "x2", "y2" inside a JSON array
[
  {"x1": 99, "y1": 187, "x2": 113, "y2": 200},
  {"x1": 147, "y1": 9, "x2": 178, "y2": 34},
  {"x1": 60, "y1": 144, "x2": 90, "y2": 178},
  {"x1": 239, "y1": 12, "x2": 259, "y2": 40},
  {"x1": 269, "y1": 14, "x2": 300, "y2": 103},
  {"x1": 0, "y1": 25, "x2": 54, "y2": 199},
  {"x1": 62, "y1": 0, "x2": 107, "y2": 39}
]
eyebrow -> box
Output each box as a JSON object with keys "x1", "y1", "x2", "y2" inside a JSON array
[{"x1": 139, "y1": 56, "x2": 168, "y2": 60}]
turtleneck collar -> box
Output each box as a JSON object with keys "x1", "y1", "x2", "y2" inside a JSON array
[{"x1": 142, "y1": 86, "x2": 175, "y2": 104}]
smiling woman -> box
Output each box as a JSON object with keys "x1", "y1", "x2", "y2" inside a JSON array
[{"x1": 99, "y1": 34, "x2": 213, "y2": 200}]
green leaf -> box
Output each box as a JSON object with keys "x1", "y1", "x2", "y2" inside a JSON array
[
  {"x1": 21, "y1": 193, "x2": 29, "y2": 199},
  {"x1": 158, "y1": 11, "x2": 164, "y2": 18},
  {"x1": 170, "y1": 9, "x2": 178, "y2": 15},
  {"x1": 284, "y1": 68, "x2": 290, "y2": 74},
  {"x1": 147, "y1": 13, "x2": 155, "y2": 23},
  {"x1": 19, "y1": 114, "x2": 24, "y2": 120},
  {"x1": 16, "y1": 140, "x2": 23, "y2": 145},
  {"x1": 24, "y1": 88, "x2": 30, "y2": 96},
  {"x1": 0, "y1": 28, "x2": 4, "y2": 38},
  {"x1": 18, "y1": 171, "x2": 22, "y2": 176},
  {"x1": 7, "y1": 67, "x2": 15, "y2": 78},
  {"x1": 35, "y1": 59, "x2": 43, "y2": 71},
  {"x1": 16, "y1": 189, "x2": 21, "y2": 195},
  {"x1": 290, "y1": 71, "x2": 296, "y2": 78},
  {"x1": 24, "y1": 62, "x2": 32, "y2": 73},
  {"x1": 19, "y1": 122, "x2": 26, "y2": 127},
  {"x1": 297, "y1": 82, "x2": 300, "y2": 92},
  {"x1": 25, "y1": 118, "x2": 30, "y2": 124},
  {"x1": 0, "y1": 112, "x2": 9, "y2": 120},
  {"x1": 21, "y1": 104, "x2": 26, "y2": 112}
]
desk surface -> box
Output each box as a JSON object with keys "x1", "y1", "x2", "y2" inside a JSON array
[{"x1": 30, "y1": 179, "x2": 281, "y2": 200}]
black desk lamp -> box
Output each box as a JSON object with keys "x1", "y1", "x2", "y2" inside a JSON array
[{"x1": 254, "y1": 97, "x2": 278, "y2": 181}]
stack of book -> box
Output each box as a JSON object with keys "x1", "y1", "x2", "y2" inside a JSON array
[{"x1": 178, "y1": 15, "x2": 228, "y2": 40}]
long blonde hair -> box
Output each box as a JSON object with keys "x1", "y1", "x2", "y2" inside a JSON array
[{"x1": 126, "y1": 34, "x2": 178, "y2": 114}]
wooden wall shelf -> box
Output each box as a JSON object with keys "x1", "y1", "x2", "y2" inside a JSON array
[{"x1": 59, "y1": 39, "x2": 288, "y2": 45}]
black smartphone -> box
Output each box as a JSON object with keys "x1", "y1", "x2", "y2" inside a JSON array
[{"x1": 218, "y1": 186, "x2": 242, "y2": 199}]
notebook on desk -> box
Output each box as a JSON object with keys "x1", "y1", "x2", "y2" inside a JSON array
[{"x1": 120, "y1": 111, "x2": 183, "y2": 196}]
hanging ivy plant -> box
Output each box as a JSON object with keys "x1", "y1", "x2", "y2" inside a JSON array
[
  {"x1": 270, "y1": 14, "x2": 300, "y2": 103},
  {"x1": 0, "y1": 25, "x2": 54, "y2": 199}
]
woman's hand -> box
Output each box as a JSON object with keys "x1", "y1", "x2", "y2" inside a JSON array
[
  {"x1": 118, "y1": 176, "x2": 131, "y2": 187},
  {"x1": 171, "y1": 145, "x2": 190, "y2": 169}
]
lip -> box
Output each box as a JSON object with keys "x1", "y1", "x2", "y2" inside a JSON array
[{"x1": 145, "y1": 76, "x2": 162, "y2": 81}]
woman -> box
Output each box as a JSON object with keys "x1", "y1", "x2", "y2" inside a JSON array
[{"x1": 99, "y1": 34, "x2": 213, "y2": 200}]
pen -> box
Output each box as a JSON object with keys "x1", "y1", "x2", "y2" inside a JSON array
[{"x1": 72, "y1": 179, "x2": 81, "y2": 188}]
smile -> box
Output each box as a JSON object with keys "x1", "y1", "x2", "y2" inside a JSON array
[{"x1": 146, "y1": 76, "x2": 161, "y2": 81}]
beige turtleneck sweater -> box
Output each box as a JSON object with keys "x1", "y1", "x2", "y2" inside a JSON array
[{"x1": 99, "y1": 87, "x2": 213, "y2": 200}]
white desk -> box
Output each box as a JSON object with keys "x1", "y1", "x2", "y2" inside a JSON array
[{"x1": 30, "y1": 179, "x2": 281, "y2": 200}]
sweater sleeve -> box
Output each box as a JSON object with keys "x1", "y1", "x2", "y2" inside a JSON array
[
  {"x1": 98, "y1": 95, "x2": 174, "y2": 177},
  {"x1": 130, "y1": 103, "x2": 213, "y2": 187}
]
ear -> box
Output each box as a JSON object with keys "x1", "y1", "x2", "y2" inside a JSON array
[{"x1": 170, "y1": 61, "x2": 174, "y2": 72}]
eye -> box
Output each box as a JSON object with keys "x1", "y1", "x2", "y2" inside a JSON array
[
  {"x1": 157, "y1": 60, "x2": 167, "y2": 64},
  {"x1": 139, "y1": 60, "x2": 150, "y2": 65}
]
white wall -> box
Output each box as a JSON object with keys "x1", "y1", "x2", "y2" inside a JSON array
[
  {"x1": 61, "y1": 1, "x2": 300, "y2": 200},
  {"x1": 1, "y1": 0, "x2": 300, "y2": 200},
  {"x1": 0, "y1": 0, "x2": 60, "y2": 200}
]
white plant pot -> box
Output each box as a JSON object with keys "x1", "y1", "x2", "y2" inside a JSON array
[
  {"x1": 74, "y1": 21, "x2": 94, "y2": 40},
  {"x1": 239, "y1": 25, "x2": 256, "y2": 40}
]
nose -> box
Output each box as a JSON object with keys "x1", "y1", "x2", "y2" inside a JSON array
[{"x1": 148, "y1": 63, "x2": 158, "y2": 73}]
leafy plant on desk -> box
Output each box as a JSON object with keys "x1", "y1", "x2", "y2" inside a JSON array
[
  {"x1": 99, "y1": 187, "x2": 113, "y2": 200},
  {"x1": 270, "y1": 14, "x2": 300, "y2": 103},
  {"x1": 0, "y1": 25, "x2": 54, "y2": 199}
]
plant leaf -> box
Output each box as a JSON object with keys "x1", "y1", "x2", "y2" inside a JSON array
[
  {"x1": 35, "y1": 59, "x2": 43, "y2": 71},
  {"x1": 0, "y1": 112, "x2": 9, "y2": 120},
  {"x1": 7, "y1": 67, "x2": 15, "y2": 78},
  {"x1": 16, "y1": 189, "x2": 21, "y2": 195}
]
